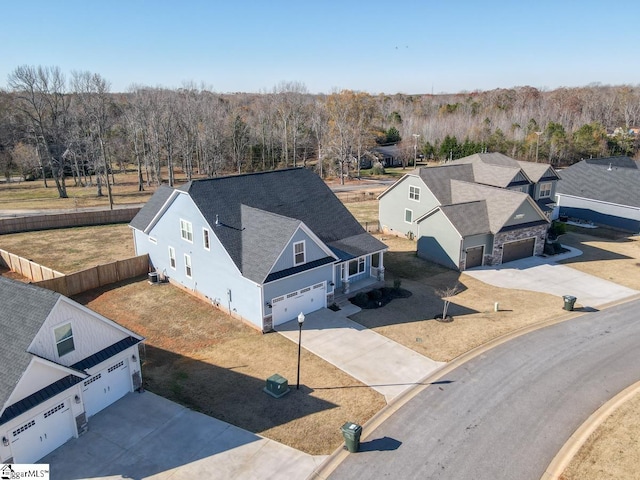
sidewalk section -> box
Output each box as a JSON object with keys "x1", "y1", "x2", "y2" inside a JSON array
[{"x1": 277, "y1": 307, "x2": 444, "y2": 402}]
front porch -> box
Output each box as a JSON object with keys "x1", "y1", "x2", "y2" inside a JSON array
[{"x1": 333, "y1": 276, "x2": 385, "y2": 307}]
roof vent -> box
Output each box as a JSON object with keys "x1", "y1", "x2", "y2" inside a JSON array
[
  {"x1": 215, "y1": 214, "x2": 220, "y2": 226},
  {"x1": 607, "y1": 163, "x2": 612, "y2": 171}
]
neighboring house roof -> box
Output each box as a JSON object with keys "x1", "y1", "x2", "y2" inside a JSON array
[
  {"x1": 132, "y1": 168, "x2": 387, "y2": 283},
  {"x1": 450, "y1": 152, "x2": 559, "y2": 183},
  {"x1": 556, "y1": 156, "x2": 640, "y2": 208},
  {"x1": 450, "y1": 180, "x2": 545, "y2": 233},
  {"x1": 416, "y1": 164, "x2": 475, "y2": 204},
  {"x1": 435, "y1": 201, "x2": 491, "y2": 236},
  {"x1": 373, "y1": 144, "x2": 402, "y2": 158},
  {"x1": 0, "y1": 277, "x2": 61, "y2": 412}
]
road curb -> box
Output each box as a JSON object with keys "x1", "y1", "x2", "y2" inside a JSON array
[
  {"x1": 308, "y1": 292, "x2": 640, "y2": 480},
  {"x1": 540, "y1": 380, "x2": 640, "y2": 480},
  {"x1": 308, "y1": 307, "x2": 587, "y2": 480}
]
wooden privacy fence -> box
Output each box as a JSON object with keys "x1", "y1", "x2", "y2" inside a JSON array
[
  {"x1": 0, "y1": 207, "x2": 141, "y2": 234},
  {"x1": 35, "y1": 255, "x2": 150, "y2": 297},
  {"x1": 0, "y1": 248, "x2": 64, "y2": 281},
  {"x1": 0, "y1": 248, "x2": 149, "y2": 297}
]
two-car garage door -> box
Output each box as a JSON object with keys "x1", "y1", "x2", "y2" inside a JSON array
[
  {"x1": 271, "y1": 282, "x2": 326, "y2": 326},
  {"x1": 502, "y1": 237, "x2": 536, "y2": 264}
]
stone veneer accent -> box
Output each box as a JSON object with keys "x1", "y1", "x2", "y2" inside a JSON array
[{"x1": 486, "y1": 224, "x2": 548, "y2": 265}]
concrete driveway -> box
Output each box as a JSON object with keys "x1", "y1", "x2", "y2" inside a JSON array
[
  {"x1": 464, "y1": 246, "x2": 639, "y2": 308},
  {"x1": 42, "y1": 391, "x2": 324, "y2": 480},
  {"x1": 277, "y1": 305, "x2": 444, "y2": 402}
]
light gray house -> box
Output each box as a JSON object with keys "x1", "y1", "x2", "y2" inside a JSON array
[
  {"x1": 0, "y1": 277, "x2": 143, "y2": 464},
  {"x1": 556, "y1": 156, "x2": 640, "y2": 233},
  {"x1": 379, "y1": 153, "x2": 552, "y2": 270},
  {"x1": 130, "y1": 168, "x2": 387, "y2": 332}
]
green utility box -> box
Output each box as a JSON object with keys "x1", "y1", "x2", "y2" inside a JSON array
[
  {"x1": 263, "y1": 374, "x2": 290, "y2": 398},
  {"x1": 563, "y1": 295, "x2": 577, "y2": 311},
  {"x1": 341, "y1": 422, "x2": 362, "y2": 453}
]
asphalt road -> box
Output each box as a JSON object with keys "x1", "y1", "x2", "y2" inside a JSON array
[{"x1": 330, "y1": 299, "x2": 640, "y2": 480}]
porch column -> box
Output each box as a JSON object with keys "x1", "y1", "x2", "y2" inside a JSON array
[
  {"x1": 342, "y1": 262, "x2": 350, "y2": 294},
  {"x1": 377, "y1": 251, "x2": 385, "y2": 281}
]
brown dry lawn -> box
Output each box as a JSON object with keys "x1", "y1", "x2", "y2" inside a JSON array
[
  {"x1": 351, "y1": 234, "x2": 568, "y2": 362},
  {"x1": 0, "y1": 171, "x2": 158, "y2": 210},
  {"x1": 0, "y1": 224, "x2": 135, "y2": 273},
  {"x1": 3, "y1": 195, "x2": 640, "y2": 467},
  {"x1": 73, "y1": 279, "x2": 385, "y2": 455},
  {"x1": 560, "y1": 390, "x2": 640, "y2": 480}
]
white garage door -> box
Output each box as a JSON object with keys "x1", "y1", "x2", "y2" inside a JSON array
[
  {"x1": 82, "y1": 358, "x2": 131, "y2": 418},
  {"x1": 272, "y1": 282, "x2": 326, "y2": 326},
  {"x1": 9, "y1": 400, "x2": 75, "y2": 463}
]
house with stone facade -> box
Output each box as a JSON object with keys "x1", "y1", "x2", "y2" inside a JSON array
[{"x1": 378, "y1": 153, "x2": 551, "y2": 270}]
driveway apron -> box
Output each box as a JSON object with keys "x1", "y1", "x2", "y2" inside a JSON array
[
  {"x1": 277, "y1": 307, "x2": 444, "y2": 402},
  {"x1": 464, "y1": 246, "x2": 638, "y2": 308},
  {"x1": 42, "y1": 391, "x2": 324, "y2": 480}
]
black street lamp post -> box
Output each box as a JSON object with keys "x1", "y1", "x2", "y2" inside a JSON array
[{"x1": 296, "y1": 312, "x2": 305, "y2": 390}]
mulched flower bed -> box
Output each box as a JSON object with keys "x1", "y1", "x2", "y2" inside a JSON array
[{"x1": 349, "y1": 287, "x2": 412, "y2": 309}]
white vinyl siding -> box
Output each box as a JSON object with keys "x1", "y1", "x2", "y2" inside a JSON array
[{"x1": 180, "y1": 219, "x2": 193, "y2": 242}]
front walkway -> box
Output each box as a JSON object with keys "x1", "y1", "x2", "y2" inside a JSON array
[
  {"x1": 465, "y1": 246, "x2": 639, "y2": 308},
  {"x1": 277, "y1": 306, "x2": 444, "y2": 402}
]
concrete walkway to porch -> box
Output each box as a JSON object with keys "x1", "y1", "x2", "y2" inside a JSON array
[{"x1": 277, "y1": 306, "x2": 444, "y2": 402}]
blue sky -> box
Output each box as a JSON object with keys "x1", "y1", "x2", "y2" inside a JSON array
[{"x1": 1, "y1": 1, "x2": 638, "y2": 94}]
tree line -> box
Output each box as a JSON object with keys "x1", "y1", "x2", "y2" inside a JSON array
[{"x1": 1, "y1": 65, "x2": 639, "y2": 201}]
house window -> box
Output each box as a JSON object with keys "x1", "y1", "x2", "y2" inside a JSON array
[
  {"x1": 203, "y1": 228, "x2": 210, "y2": 251},
  {"x1": 293, "y1": 241, "x2": 305, "y2": 266},
  {"x1": 169, "y1": 246, "x2": 176, "y2": 269},
  {"x1": 184, "y1": 254, "x2": 192, "y2": 278},
  {"x1": 539, "y1": 182, "x2": 552, "y2": 198},
  {"x1": 409, "y1": 185, "x2": 420, "y2": 201},
  {"x1": 348, "y1": 257, "x2": 366, "y2": 276},
  {"x1": 405, "y1": 209, "x2": 413, "y2": 223},
  {"x1": 54, "y1": 323, "x2": 75, "y2": 357},
  {"x1": 180, "y1": 219, "x2": 193, "y2": 242}
]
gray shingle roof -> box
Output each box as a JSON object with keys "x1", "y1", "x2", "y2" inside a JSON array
[
  {"x1": 240, "y1": 205, "x2": 302, "y2": 283},
  {"x1": 417, "y1": 164, "x2": 475, "y2": 203},
  {"x1": 0, "y1": 278, "x2": 60, "y2": 412},
  {"x1": 132, "y1": 168, "x2": 387, "y2": 282},
  {"x1": 556, "y1": 156, "x2": 640, "y2": 207},
  {"x1": 450, "y1": 152, "x2": 559, "y2": 183},
  {"x1": 450, "y1": 180, "x2": 537, "y2": 233},
  {"x1": 437, "y1": 201, "x2": 490, "y2": 236},
  {"x1": 129, "y1": 185, "x2": 174, "y2": 231}
]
